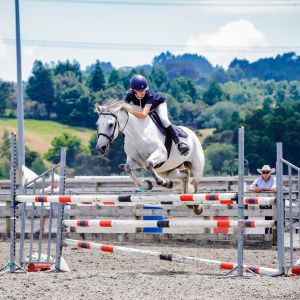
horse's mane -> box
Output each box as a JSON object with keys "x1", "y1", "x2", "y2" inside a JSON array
[{"x1": 105, "y1": 99, "x2": 142, "y2": 113}]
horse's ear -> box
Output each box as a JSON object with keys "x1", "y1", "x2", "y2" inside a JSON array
[{"x1": 94, "y1": 103, "x2": 104, "y2": 114}]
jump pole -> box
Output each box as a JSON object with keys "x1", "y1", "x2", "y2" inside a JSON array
[
  {"x1": 65, "y1": 239, "x2": 279, "y2": 277},
  {"x1": 15, "y1": 194, "x2": 275, "y2": 206},
  {"x1": 63, "y1": 219, "x2": 275, "y2": 229}
]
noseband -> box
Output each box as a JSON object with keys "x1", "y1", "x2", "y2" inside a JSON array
[{"x1": 97, "y1": 111, "x2": 129, "y2": 145}]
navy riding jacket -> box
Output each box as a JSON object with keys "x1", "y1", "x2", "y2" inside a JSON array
[{"x1": 124, "y1": 89, "x2": 165, "y2": 111}]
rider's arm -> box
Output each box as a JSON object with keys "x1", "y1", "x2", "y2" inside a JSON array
[
  {"x1": 130, "y1": 104, "x2": 151, "y2": 119},
  {"x1": 249, "y1": 178, "x2": 261, "y2": 192}
]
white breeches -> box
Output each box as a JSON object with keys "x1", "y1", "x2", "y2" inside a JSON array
[{"x1": 155, "y1": 102, "x2": 171, "y2": 128}]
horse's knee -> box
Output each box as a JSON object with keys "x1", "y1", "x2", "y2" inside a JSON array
[
  {"x1": 145, "y1": 161, "x2": 153, "y2": 170},
  {"x1": 124, "y1": 163, "x2": 132, "y2": 173}
]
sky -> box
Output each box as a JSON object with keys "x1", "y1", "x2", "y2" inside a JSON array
[{"x1": 0, "y1": 0, "x2": 300, "y2": 81}]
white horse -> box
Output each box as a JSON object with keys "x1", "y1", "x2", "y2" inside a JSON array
[{"x1": 95, "y1": 100, "x2": 205, "y2": 214}]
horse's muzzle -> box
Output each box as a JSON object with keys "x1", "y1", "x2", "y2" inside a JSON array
[{"x1": 97, "y1": 145, "x2": 108, "y2": 155}]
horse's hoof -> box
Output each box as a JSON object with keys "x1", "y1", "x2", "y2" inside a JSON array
[
  {"x1": 166, "y1": 180, "x2": 173, "y2": 189},
  {"x1": 192, "y1": 205, "x2": 203, "y2": 215},
  {"x1": 160, "y1": 180, "x2": 173, "y2": 189},
  {"x1": 144, "y1": 180, "x2": 153, "y2": 190},
  {"x1": 118, "y1": 164, "x2": 125, "y2": 169}
]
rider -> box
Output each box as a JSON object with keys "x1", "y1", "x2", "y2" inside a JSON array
[{"x1": 124, "y1": 74, "x2": 190, "y2": 156}]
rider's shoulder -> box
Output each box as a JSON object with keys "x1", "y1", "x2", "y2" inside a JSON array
[
  {"x1": 150, "y1": 90, "x2": 165, "y2": 101},
  {"x1": 146, "y1": 89, "x2": 158, "y2": 98},
  {"x1": 126, "y1": 89, "x2": 135, "y2": 96},
  {"x1": 125, "y1": 89, "x2": 135, "y2": 101}
]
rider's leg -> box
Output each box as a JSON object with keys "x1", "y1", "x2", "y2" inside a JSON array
[{"x1": 155, "y1": 103, "x2": 190, "y2": 156}]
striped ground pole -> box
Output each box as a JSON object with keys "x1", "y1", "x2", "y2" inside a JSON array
[
  {"x1": 15, "y1": 194, "x2": 275, "y2": 206},
  {"x1": 65, "y1": 239, "x2": 279, "y2": 276},
  {"x1": 63, "y1": 219, "x2": 275, "y2": 229}
]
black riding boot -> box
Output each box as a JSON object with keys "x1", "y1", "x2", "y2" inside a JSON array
[{"x1": 166, "y1": 125, "x2": 190, "y2": 156}]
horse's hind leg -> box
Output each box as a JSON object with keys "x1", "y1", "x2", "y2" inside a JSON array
[{"x1": 181, "y1": 163, "x2": 202, "y2": 215}]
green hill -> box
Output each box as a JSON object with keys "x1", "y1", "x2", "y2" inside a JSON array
[{"x1": 0, "y1": 119, "x2": 94, "y2": 155}]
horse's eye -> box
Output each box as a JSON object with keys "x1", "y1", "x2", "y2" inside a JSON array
[{"x1": 109, "y1": 123, "x2": 113, "y2": 128}]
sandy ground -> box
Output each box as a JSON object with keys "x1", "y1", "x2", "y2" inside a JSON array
[{"x1": 1, "y1": 240, "x2": 300, "y2": 300}]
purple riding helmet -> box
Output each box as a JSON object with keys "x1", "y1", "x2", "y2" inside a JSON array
[{"x1": 130, "y1": 75, "x2": 148, "y2": 92}]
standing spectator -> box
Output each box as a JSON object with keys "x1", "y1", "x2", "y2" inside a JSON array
[{"x1": 249, "y1": 165, "x2": 276, "y2": 192}]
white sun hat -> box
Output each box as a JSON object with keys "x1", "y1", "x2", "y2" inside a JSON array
[{"x1": 257, "y1": 165, "x2": 276, "y2": 174}]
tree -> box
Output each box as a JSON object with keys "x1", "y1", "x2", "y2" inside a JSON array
[
  {"x1": 150, "y1": 67, "x2": 168, "y2": 90},
  {"x1": 25, "y1": 147, "x2": 46, "y2": 174},
  {"x1": 0, "y1": 131, "x2": 10, "y2": 159},
  {"x1": 108, "y1": 68, "x2": 120, "y2": 87},
  {"x1": 54, "y1": 60, "x2": 82, "y2": 81},
  {"x1": 88, "y1": 60, "x2": 106, "y2": 92},
  {"x1": 0, "y1": 80, "x2": 14, "y2": 117},
  {"x1": 54, "y1": 73, "x2": 96, "y2": 127},
  {"x1": 204, "y1": 143, "x2": 237, "y2": 175},
  {"x1": 167, "y1": 77, "x2": 197, "y2": 102},
  {"x1": 196, "y1": 101, "x2": 240, "y2": 131},
  {"x1": 26, "y1": 60, "x2": 55, "y2": 118},
  {"x1": 0, "y1": 160, "x2": 10, "y2": 179},
  {"x1": 44, "y1": 133, "x2": 87, "y2": 168},
  {"x1": 203, "y1": 80, "x2": 224, "y2": 105},
  {"x1": 74, "y1": 154, "x2": 111, "y2": 175},
  {"x1": 0, "y1": 131, "x2": 10, "y2": 179}
]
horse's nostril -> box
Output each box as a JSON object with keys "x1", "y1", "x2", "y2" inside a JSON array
[{"x1": 99, "y1": 145, "x2": 107, "y2": 154}]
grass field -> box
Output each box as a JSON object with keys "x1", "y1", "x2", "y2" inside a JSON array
[
  {"x1": 0, "y1": 119, "x2": 94, "y2": 155},
  {"x1": 0, "y1": 118, "x2": 213, "y2": 156},
  {"x1": 195, "y1": 128, "x2": 215, "y2": 142}
]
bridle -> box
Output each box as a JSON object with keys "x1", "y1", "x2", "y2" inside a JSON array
[{"x1": 97, "y1": 111, "x2": 129, "y2": 145}]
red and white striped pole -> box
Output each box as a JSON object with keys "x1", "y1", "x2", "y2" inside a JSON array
[
  {"x1": 15, "y1": 194, "x2": 275, "y2": 206},
  {"x1": 65, "y1": 239, "x2": 279, "y2": 277},
  {"x1": 63, "y1": 219, "x2": 275, "y2": 229}
]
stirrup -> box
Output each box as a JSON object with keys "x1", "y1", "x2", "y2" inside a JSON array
[{"x1": 178, "y1": 142, "x2": 190, "y2": 156}]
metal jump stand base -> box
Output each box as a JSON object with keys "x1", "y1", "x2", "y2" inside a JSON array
[
  {"x1": 225, "y1": 266, "x2": 260, "y2": 278},
  {"x1": 0, "y1": 261, "x2": 28, "y2": 275}
]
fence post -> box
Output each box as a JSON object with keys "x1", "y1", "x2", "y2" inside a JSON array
[
  {"x1": 237, "y1": 126, "x2": 245, "y2": 276},
  {"x1": 276, "y1": 142, "x2": 285, "y2": 274},
  {"x1": 9, "y1": 132, "x2": 17, "y2": 273},
  {"x1": 55, "y1": 147, "x2": 67, "y2": 270},
  {"x1": 5, "y1": 200, "x2": 10, "y2": 236}
]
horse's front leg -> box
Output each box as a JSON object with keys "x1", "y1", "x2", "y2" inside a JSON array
[
  {"x1": 123, "y1": 157, "x2": 153, "y2": 190},
  {"x1": 145, "y1": 149, "x2": 173, "y2": 189}
]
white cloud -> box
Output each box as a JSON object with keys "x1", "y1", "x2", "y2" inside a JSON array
[{"x1": 185, "y1": 19, "x2": 270, "y2": 67}]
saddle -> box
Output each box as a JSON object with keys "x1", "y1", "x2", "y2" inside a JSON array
[{"x1": 149, "y1": 111, "x2": 188, "y2": 160}]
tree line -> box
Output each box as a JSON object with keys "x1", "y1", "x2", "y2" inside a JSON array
[{"x1": 0, "y1": 51, "x2": 300, "y2": 178}]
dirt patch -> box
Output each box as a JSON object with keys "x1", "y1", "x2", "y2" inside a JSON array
[{"x1": 0, "y1": 241, "x2": 299, "y2": 300}]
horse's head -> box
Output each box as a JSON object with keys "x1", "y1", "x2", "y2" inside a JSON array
[{"x1": 95, "y1": 102, "x2": 121, "y2": 155}]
